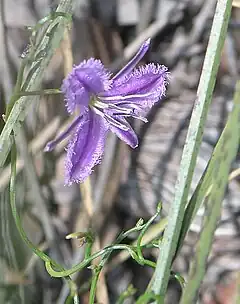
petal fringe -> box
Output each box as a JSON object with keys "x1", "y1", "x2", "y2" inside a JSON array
[
  {"x1": 65, "y1": 110, "x2": 109, "y2": 185},
  {"x1": 109, "y1": 117, "x2": 138, "y2": 148},
  {"x1": 112, "y1": 38, "x2": 151, "y2": 82},
  {"x1": 103, "y1": 63, "x2": 169, "y2": 116},
  {"x1": 61, "y1": 58, "x2": 112, "y2": 114}
]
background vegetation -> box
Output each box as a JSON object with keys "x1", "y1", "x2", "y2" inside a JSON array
[{"x1": 0, "y1": 0, "x2": 240, "y2": 303}]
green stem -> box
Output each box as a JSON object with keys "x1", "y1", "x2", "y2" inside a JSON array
[
  {"x1": 16, "y1": 89, "x2": 62, "y2": 97},
  {"x1": 180, "y1": 81, "x2": 240, "y2": 303},
  {"x1": 142, "y1": 259, "x2": 156, "y2": 268},
  {"x1": 0, "y1": 0, "x2": 73, "y2": 167},
  {"x1": 85, "y1": 241, "x2": 93, "y2": 259},
  {"x1": 116, "y1": 285, "x2": 137, "y2": 304},
  {"x1": 86, "y1": 222, "x2": 150, "y2": 303},
  {"x1": 89, "y1": 267, "x2": 101, "y2": 304},
  {"x1": 45, "y1": 244, "x2": 137, "y2": 278},
  {"x1": 10, "y1": 141, "x2": 79, "y2": 301},
  {"x1": 6, "y1": 59, "x2": 28, "y2": 118},
  {"x1": 171, "y1": 271, "x2": 185, "y2": 290},
  {"x1": 150, "y1": 0, "x2": 233, "y2": 300},
  {"x1": 136, "y1": 203, "x2": 161, "y2": 263},
  {"x1": 10, "y1": 142, "x2": 50, "y2": 263}
]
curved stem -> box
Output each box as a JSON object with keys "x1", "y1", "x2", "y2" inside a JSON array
[
  {"x1": 45, "y1": 244, "x2": 137, "y2": 278},
  {"x1": 89, "y1": 267, "x2": 101, "y2": 304},
  {"x1": 10, "y1": 142, "x2": 50, "y2": 263},
  {"x1": 10, "y1": 141, "x2": 79, "y2": 300},
  {"x1": 141, "y1": 259, "x2": 156, "y2": 269},
  {"x1": 16, "y1": 89, "x2": 62, "y2": 97},
  {"x1": 136, "y1": 203, "x2": 162, "y2": 262},
  {"x1": 6, "y1": 58, "x2": 28, "y2": 118}
]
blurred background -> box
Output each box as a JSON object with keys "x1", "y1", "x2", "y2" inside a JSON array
[{"x1": 0, "y1": 0, "x2": 240, "y2": 303}]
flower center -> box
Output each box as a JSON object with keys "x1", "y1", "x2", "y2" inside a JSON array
[
  {"x1": 89, "y1": 98, "x2": 132, "y2": 131},
  {"x1": 90, "y1": 96, "x2": 148, "y2": 131}
]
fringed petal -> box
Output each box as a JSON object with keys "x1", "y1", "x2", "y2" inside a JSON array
[
  {"x1": 44, "y1": 115, "x2": 83, "y2": 152},
  {"x1": 109, "y1": 117, "x2": 138, "y2": 148},
  {"x1": 61, "y1": 58, "x2": 112, "y2": 114},
  {"x1": 65, "y1": 110, "x2": 109, "y2": 185},
  {"x1": 112, "y1": 38, "x2": 151, "y2": 82},
  {"x1": 102, "y1": 63, "x2": 169, "y2": 115}
]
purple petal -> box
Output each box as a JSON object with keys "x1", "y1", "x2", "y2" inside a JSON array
[
  {"x1": 44, "y1": 115, "x2": 83, "y2": 152},
  {"x1": 109, "y1": 117, "x2": 138, "y2": 148},
  {"x1": 65, "y1": 110, "x2": 109, "y2": 185},
  {"x1": 101, "y1": 63, "x2": 169, "y2": 115},
  {"x1": 112, "y1": 38, "x2": 151, "y2": 82},
  {"x1": 61, "y1": 58, "x2": 112, "y2": 114}
]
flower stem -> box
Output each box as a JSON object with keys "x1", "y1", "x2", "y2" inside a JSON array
[
  {"x1": 89, "y1": 267, "x2": 101, "y2": 304},
  {"x1": 136, "y1": 203, "x2": 161, "y2": 263},
  {"x1": 10, "y1": 142, "x2": 50, "y2": 262},
  {"x1": 10, "y1": 141, "x2": 79, "y2": 301},
  {"x1": 0, "y1": 0, "x2": 73, "y2": 167},
  {"x1": 16, "y1": 89, "x2": 62, "y2": 97},
  {"x1": 150, "y1": 0, "x2": 233, "y2": 300},
  {"x1": 6, "y1": 58, "x2": 28, "y2": 118}
]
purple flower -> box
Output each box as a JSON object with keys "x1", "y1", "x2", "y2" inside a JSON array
[{"x1": 45, "y1": 38, "x2": 169, "y2": 185}]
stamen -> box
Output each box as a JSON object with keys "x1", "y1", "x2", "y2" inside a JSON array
[
  {"x1": 109, "y1": 111, "x2": 133, "y2": 116},
  {"x1": 92, "y1": 106, "x2": 129, "y2": 130},
  {"x1": 95, "y1": 98, "x2": 142, "y2": 115},
  {"x1": 113, "y1": 101, "x2": 143, "y2": 112},
  {"x1": 115, "y1": 113, "x2": 147, "y2": 123},
  {"x1": 92, "y1": 99, "x2": 109, "y2": 109},
  {"x1": 107, "y1": 103, "x2": 133, "y2": 114},
  {"x1": 130, "y1": 114, "x2": 148, "y2": 123},
  {"x1": 99, "y1": 92, "x2": 152, "y2": 102},
  {"x1": 104, "y1": 114, "x2": 130, "y2": 131},
  {"x1": 90, "y1": 105, "x2": 105, "y2": 118}
]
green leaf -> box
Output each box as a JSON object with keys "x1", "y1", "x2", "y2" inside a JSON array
[
  {"x1": 0, "y1": 0, "x2": 72, "y2": 167},
  {"x1": 136, "y1": 292, "x2": 162, "y2": 304},
  {"x1": 150, "y1": 0, "x2": 233, "y2": 299},
  {"x1": 177, "y1": 82, "x2": 240, "y2": 253},
  {"x1": 116, "y1": 284, "x2": 137, "y2": 304},
  {"x1": 180, "y1": 81, "x2": 240, "y2": 304}
]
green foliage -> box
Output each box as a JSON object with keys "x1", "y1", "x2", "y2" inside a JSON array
[
  {"x1": 180, "y1": 82, "x2": 240, "y2": 303},
  {"x1": 1, "y1": 0, "x2": 239, "y2": 303},
  {"x1": 150, "y1": 0, "x2": 233, "y2": 301},
  {"x1": 0, "y1": 2, "x2": 72, "y2": 167}
]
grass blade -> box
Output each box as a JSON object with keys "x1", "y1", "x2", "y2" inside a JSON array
[
  {"x1": 0, "y1": 0, "x2": 73, "y2": 167},
  {"x1": 180, "y1": 81, "x2": 240, "y2": 303},
  {"x1": 176, "y1": 80, "x2": 239, "y2": 253},
  {"x1": 151, "y1": 0, "x2": 233, "y2": 299}
]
